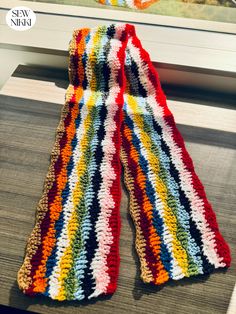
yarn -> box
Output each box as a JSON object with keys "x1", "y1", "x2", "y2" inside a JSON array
[{"x1": 17, "y1": 23, "x2": 231, "y2": 301}]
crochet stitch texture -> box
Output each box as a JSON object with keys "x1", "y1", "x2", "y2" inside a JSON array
[{"x1": 17, "y1": 23, "x2": 231, "y2": 301}]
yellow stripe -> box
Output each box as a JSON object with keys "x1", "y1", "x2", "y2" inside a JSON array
[
  {"x1": 126, "y1": 94, "x2": 189, "y2": 276},
  {"x1": 56, "y1": 94, "x2": 97, "y2": 300},
  {"x1": 56, "y1": 30, "x2": 101, "y2": 301},
  {"x1": 110, "y1": 0, "x2": 117, "y2": 6}
]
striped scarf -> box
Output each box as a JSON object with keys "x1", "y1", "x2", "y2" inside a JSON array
[
  {"x1": 96, "y1": 0, "x2": 158, "y2": 9},
  {"x1": 17, "y1": 23, "x2": 231, "y2": 301}
]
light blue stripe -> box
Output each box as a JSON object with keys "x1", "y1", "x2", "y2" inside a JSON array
[
  {"x1": 73, "y1": 32, "x2": 110, "y2": 300},
  {"x1": 138, "y1": 96, "x2": 203, "y2": 274}
]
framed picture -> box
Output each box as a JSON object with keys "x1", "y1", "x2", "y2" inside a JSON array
[{"x1": 21, "y1": 0, "x2": 236, "y2": 33}]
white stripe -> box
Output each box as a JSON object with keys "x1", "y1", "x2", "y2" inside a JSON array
[
  {"x1": 88, "y1": 24, "x2": 126, "y2": 299},
  {"x1": 127, "y1": 38, "x2": 224, "y2": 268},
  {"x1": 48, "y1": 89, "x2": 92, "y2": 299},
  {"x1": 148, "y1": 98, "x2": 225, "y2": 267},
  {"x1": 124, "y1": 96, "x2": 184, "y2": 280},
  {"x1": 125, "y1": 0, "x2": 137, "y2": 9},
  {"x1": 48, "y1": 31, "x2": 97, "y2": 299}
]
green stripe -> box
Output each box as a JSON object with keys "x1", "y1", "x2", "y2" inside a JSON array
[{"x1": 136, "y1": 99, "x2": 199, "y2": 276}]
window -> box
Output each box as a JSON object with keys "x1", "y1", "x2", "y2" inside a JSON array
[{"x1": 22, "y1": 0, "x2": 236, "y2": 31}]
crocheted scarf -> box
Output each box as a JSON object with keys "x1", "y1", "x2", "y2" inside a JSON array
[{"x1": 17, "y1": 23, "x2": 231, "y2": 301}]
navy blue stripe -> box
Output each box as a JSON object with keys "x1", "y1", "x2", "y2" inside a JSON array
[{"x1": 44, "y1": 100, "x2": 84, "y2": 296}]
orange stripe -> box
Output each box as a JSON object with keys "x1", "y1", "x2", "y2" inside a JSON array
[
  {"x1": 32, "y1": 29, "x2": 89, "y2": 293},
  {"x1": 123, "y1": 124, "x2": 169, "y2": 284},
  {"x1": 33, "y1": 102, "x2": 80, "y2": 293},
  {"x1": 134, "y1": 0, "x2": 158, "y2": 9}
]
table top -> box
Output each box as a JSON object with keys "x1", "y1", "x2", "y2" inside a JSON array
[{"x1": 0, "y1": 65, "x2": 235, "y2": 314}]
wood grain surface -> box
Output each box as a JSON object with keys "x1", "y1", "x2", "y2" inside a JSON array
[{"x1": 0, "y1": 66, "x2": 235, "y2": 314}]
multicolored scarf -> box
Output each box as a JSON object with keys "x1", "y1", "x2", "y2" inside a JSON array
[
  {"x1": 17, "y1": 23, "x2": 231, "y2": 301},
  {"x1": 96, "y1": 0, "x2": 158, "y2": 9}
]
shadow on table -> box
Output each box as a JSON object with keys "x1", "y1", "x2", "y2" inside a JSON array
[
  {"x1": 120, "y1": 174, "x2": 229, "y2": 302},
  {"x1": 8, "y1": 281, "x2": 113, "y2": 311},
  {"x1": 13, "y1": 65, "x2": 69, "y2": 90}
]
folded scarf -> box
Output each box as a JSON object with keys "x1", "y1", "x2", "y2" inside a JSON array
[
  {"x1": 96, "y1": 0, "x2": 158, "y2": 9},
  {"x1": 17, "y1": 23, "x2": 231, "y2": 301}
]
